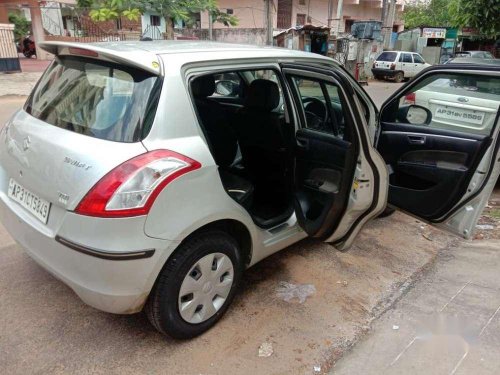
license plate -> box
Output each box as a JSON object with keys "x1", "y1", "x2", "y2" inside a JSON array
[
  {"x1": 8, "y1": 178, "x2": 51, "y2": 224},
  {"x1": 435, "y1": 106, "x2": 484, "y2": 125}
]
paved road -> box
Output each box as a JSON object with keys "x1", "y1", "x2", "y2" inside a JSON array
[
  {"x1": 0, "y1": 86, "x2": 455, "y2": 374},
  {"x1": 364, "y1": 80, "x2": 405, "y2": 109},
  {"x1": 1, "y1": 82, "x2": 497, "y2": 374},
  {"x1": 331, "y1": 239, "x2": 500, "y2": 375}
]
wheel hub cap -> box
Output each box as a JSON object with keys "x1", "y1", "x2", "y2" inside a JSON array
[{"x1": 178, "y1": 252, "x2": 234, "y2": 324}]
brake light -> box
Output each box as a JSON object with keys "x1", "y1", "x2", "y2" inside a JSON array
[
  {"x1": 390, "y1": 63, "x2": 396, "y2": 70},
  {"x1": 68, "y1": 47, "x2": 99, "y2": 58},
  {"x1": 75, "y1": 150, "x2": 201, "y2": 217},
  {"x1": 404, "y1": 92, "x2": 416, "y2": 105},
  {"x1": 372, "y1": 62, "x2": 376, "y2": 68}
]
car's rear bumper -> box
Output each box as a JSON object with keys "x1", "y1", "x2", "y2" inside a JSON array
[
  {"x1": 371, "y1": 68, "x2": 398, "y2": 77},
  {"x1": 0, "y1": 192, "x2": 176, "y2": 314}
]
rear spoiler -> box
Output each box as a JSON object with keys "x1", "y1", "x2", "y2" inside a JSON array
[{"x1": 39, "y1": 41, "x2": 161, "y2": 75}]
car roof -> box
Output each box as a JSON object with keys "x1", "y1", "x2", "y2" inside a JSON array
[
  {"x1": 445, "y1": 57, "x2": 500, "y2": 66},
  {"x1": 39, "y1": 40, "x2": 335, "y2": 75}
]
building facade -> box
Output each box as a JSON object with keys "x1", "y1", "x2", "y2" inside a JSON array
[{"x1": 199, "y1": 0, "x2": 404, "y2": 33}]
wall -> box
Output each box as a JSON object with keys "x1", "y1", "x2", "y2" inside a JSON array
[
  {"x1": 200, "y1": 0, "x2": 277, "y2": 29},
  {"x1": 176, "y1": 27, "x2": 268, "y2": 45},
  {"x1": 141, "y1": 11, "x2": 166, "y2": 34}
]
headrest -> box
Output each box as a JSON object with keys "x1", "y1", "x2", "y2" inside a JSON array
[
  {"x1": 192, "y1": 75, "x2": 215, "y2": 98},
  {"x1": 244, "y1": 79, "x2": 280, "y2": 111}
]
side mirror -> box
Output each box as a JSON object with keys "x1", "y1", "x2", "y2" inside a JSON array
[
  {"x1": 397, "y1": 105, "x2": 432, "y2": 125},
  {"x1": 215, "y1": 80, "x2": 238, "y2": 96}
]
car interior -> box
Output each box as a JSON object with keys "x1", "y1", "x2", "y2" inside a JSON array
[
  {"x1": 190, "y1": 68, "x2": 359, "y2": 236},
  {"x1": 190, "y1": 70, "x2": 294, "y2": 228},
  {"x1": 378, "y1": 72, "x2": 500, "y2": 222}
]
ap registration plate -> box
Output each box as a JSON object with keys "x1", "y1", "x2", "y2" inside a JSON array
[{"x1": 8, "y1": 178, "x2": 51, "y2": 224}]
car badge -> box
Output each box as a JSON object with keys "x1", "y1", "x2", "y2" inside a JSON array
[
  {"x1": 457, "y1": 97, "x2": 469, "y2": 103},
  {"x1": 22, "y1": 136, "x2": 31, "y2": 151}
]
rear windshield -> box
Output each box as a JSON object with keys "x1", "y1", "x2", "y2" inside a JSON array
[
  {"x1": 25, "y1": 56, "x2": 161, "y2": 142},
  {"x1": 377, "y1": 52, "x2": 397, "y2": 62}
]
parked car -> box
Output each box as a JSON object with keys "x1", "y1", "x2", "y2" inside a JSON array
[
  {"x1": 372, "y1": 51, "x2": 431, "y2": 82},
  {"x1": 1, "y1": 41, "x2": 499, "y2": 339},
  {"x1": 455, "y1": 51, "x2": 495, "y2": 59},
  {"x1": 444, "y1": 57, "x2": 500, "y2": 66},
  {"x1": 403, "y1": 61, "x2": 500, "y2": 135}
]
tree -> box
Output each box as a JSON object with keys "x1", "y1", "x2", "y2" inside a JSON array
[
  {"x1": 449, "y1": 0, "x2": 500, "y2": 39},
  {"x1": 8, "y1": 13, "x2": 31, "y2": 42},
  {"x1": 77, "y1": 0, "x2": 238, "y2": 38},
  {"x1": 402, "y1": 0, "x2": 455, "y2": 30}
]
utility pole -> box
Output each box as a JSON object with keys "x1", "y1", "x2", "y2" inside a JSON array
[
  {"x1": 382, "y1": 0, "x2": 396, "y2": 49},
  {"x1": 327, "y1": 0, "x2": 334, "y2": 28},
  {"x1": 265, "y1": 0, "x2": 273, "y2": 45},
  {"x1": 208, "y1": 12, "x2": 213, "y2": 40},
  {"x1": 334, "y1": 0, "x2": 344, "y2": 36},
  {"x1": 381, "y1": 0, "x2": 388, "y2": 27}
]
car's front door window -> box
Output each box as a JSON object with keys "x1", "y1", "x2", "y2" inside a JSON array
[
  {"x1": 289, "y1": 77, "x2": 346, "y2": 138},
  {"x1": 413, "y1": 54, "x2": 425, "y2": 64}
]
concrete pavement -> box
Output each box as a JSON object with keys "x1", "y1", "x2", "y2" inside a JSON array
[
  {"x1": 331, "y1": 238, "x2": 500, "y2": 375},
  {"x1": 0, "y1": 96, "x2": 456, "y2": 374},
  {"x1": 364, "y1": 80, "x2": 405, "y2": 108},
  {"x1": 1, "y1": 79, "x2": 498, "y2": 375}
]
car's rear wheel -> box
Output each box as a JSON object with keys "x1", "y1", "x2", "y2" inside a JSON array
[
  {"x1": 145, "y1": 230, "x2": 243, "y2": 339},
  {"x1": 394, "y1": 72, "x2": 404, "y2": 83}
]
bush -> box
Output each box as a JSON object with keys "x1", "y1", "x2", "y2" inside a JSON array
[{"x1": 8, "y1": 13, "x2": 31, "y2": 42}]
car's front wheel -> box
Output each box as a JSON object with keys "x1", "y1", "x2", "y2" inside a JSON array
[{"x1": 146, "y1": 230, "x2": 243, "y2": 339}]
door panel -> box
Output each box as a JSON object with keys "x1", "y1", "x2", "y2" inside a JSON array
[
  {"x1": 295, "y1": 128, "x2": 356, "y2": 237},
  {"x1": 378, "y1": 67, "x2": 500, "y2": 237},
  {"x1": 281, "y1": 64, "x2": 387, "y2": 246}
]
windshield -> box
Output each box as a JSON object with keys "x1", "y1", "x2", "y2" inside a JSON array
[{"x1": 25, "y1": 56, "x2": 161, "y2": 142}]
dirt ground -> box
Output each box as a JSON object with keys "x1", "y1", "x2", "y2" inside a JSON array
[
  {"x1": 0, "y1": 211, "x2": 455, "y2": 374},
  {"x1": 475, "y1": 183, "x2": 500, "y2": 240},
  {"x1": 0, "y1": 87, "x2": 498, "y2": 374}
]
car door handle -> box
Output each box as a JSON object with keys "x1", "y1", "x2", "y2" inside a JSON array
[{"x1": 408, "y1": 135, "x2": 426, "y2": 145}]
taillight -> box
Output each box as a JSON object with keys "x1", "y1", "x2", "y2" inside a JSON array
[
  {"x1": 372, "y1": 62, "x2": 376, "y2": 68},
  {"x1": 390, "y1": 63, "x2": 396, "y2": 70},
  {"x1": 404, "y1": 92, "x2": 416, "y2": 105},
  {"x1": 75, "y1": 150, "x2": 201, "y2": 217}
]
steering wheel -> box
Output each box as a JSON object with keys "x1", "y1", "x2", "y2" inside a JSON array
[
  {"x1": 302, "y1": 97, "x2": 340, "y2": 136},
  {"x1": 303, "y1": 97, "x2": 327, "y2": 121}
]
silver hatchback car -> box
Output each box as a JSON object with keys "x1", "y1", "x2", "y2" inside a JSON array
[{"x1": 1, "y1": 41, "x2": 499, "y2": 339}]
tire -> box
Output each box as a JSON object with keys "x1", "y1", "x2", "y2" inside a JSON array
[
  {"x1": 377, "y1": 206, "x2": 396, "y2": 218},
  {"x1": 146, "y1": 230, "x2": 243, "y2": 339},
  {"x1": 394, "y1": 72, "x2": 404, "y2": 83}
]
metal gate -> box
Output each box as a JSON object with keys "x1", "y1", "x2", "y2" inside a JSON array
[{"x1": 0, "y1": 23, "x2": 20, "y2": 73}]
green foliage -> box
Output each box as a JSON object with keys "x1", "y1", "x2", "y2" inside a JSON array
[
  {"x1": 8, "y1": 13, "x2": 31, "y2": 41},
  {"x1": 78, "y1": 0, "x2": 237, "y2": 27},
  {"x1": 403, "y1": 0, "x2": 456, "y2": 29},
  {"x1": 403, "y1": 0, "x2": 499, "y2": 38},
  {"x1": 449, "y1": 0, "x2": 500, "y2": 39}
]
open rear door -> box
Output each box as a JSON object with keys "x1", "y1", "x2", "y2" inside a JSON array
[
  {"x1": 377, "y1": 65, "x2": 500, "y2": 238},
  {"x1": 281, "y1": 64, "x2": 388, "y2": 250}
]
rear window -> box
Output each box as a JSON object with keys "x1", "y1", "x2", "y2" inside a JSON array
[
  {"x1": 377, "y1": 52, "x2": 397, "y2": 62},
  {"x1": 25, "y1": 56, "x2": 161, "y2": 142}
]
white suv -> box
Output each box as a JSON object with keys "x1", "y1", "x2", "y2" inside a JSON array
[
  {"x1": 0, "y1": 41, "x2": 499, "y2": 339},
  {"x1": 372, "y1": 51, "x2": 431, "y2": 82}
]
